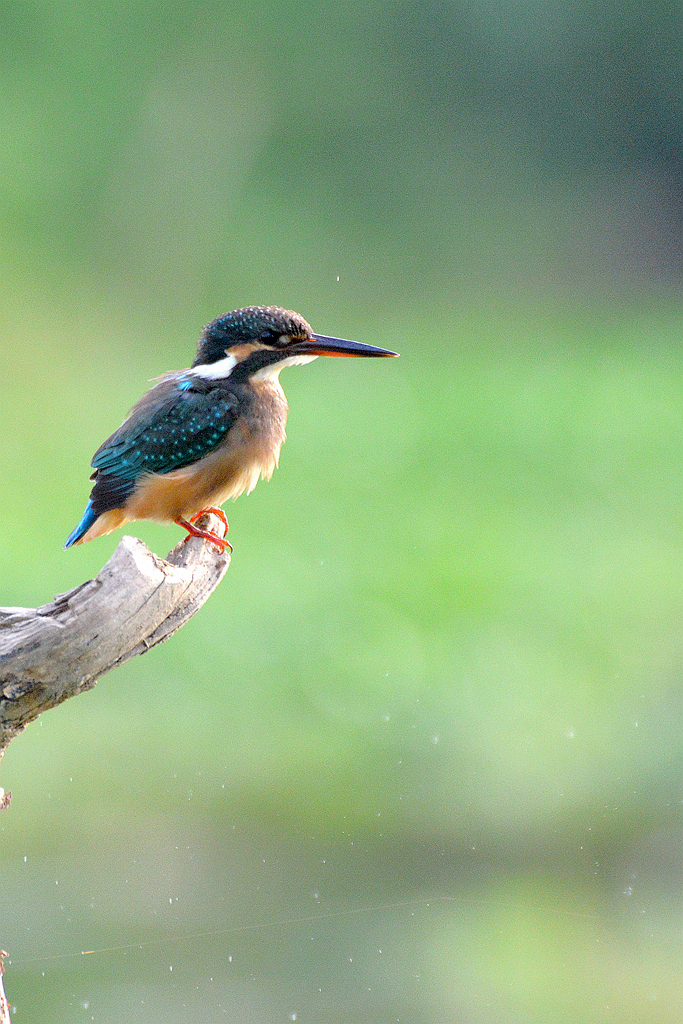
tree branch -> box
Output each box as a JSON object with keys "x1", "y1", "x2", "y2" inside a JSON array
[
  {"x1": 0, "y1": 513, "x2": 230, "y2": 769},
  {"x1": 0, "y1": 951, "x2": 9, "y2": 1024}
]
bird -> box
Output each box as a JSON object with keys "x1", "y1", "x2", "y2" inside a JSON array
[{"x1": 65, "y1": 305, "x2": 398, "y2": 551}]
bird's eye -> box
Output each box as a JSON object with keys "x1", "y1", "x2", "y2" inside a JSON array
[{"x1": 258, "y1": 330, "x2": 280, "y2": 344}]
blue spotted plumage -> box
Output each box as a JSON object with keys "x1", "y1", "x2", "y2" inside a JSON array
[
  {"x1": 65, "y1": 305, "x2": 397, "y2": 549},
  {"x1": 90, "y1": 376, "x2": 237, "y2": 480}
]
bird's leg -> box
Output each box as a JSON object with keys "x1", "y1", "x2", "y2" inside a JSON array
[{"x1": 175, "y1": 510, "x2": 232, "y2": 553}]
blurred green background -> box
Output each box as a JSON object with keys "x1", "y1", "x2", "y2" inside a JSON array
[{"x1": 1, "y1": 1, "x2": 682, "y2": 1021}]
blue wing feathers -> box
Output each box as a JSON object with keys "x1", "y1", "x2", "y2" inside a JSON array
[{"x1": 90, "y1": 378, "x2": 236, "y2": 480}]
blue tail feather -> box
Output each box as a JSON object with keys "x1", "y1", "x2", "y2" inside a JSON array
[{"x1": 64, "y1": 499, "x2": 98, "y2": 549}]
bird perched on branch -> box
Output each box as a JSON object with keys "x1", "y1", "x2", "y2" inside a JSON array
[{"x1": 65, "y1": 305, "x2": 397, "y2": 551}]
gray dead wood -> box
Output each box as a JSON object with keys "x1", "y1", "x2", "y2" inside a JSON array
[
  {"x1": 0, "y1": 951, "x2": 8, "y2": 1024},
  {"x1": 0, "y1": 513, "x2": 230, "y2": 767}
]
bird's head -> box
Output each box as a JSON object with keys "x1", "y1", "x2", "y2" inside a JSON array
[{"x1": 191, "y1": 305, "x2": 397, "y2": 381}]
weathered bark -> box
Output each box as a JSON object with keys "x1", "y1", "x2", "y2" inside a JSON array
[
  {"x1": 0, "y1": 951, "x2": 9, "y2": 1024},
  {"x1": 0, "y1": 513, "x2": 230, "y2": 768}
]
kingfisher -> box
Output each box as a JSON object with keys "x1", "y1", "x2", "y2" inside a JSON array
[{"x1": 65, "y1": 305, "x2": 397, "y2": 551}]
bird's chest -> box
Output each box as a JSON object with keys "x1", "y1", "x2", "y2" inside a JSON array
[
  {"x1": 194, "y1": 379, "x2": 288, "y2": 504},
  {"x1": 241, "y1": 379, "x2": 288, "y2": 453}
]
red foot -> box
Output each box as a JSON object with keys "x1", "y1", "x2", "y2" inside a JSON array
[
  {"x1": 175, "y1": 508, "x2": 232, "y2": 552},
  {"x1": 190, "y1": 507, "x2": 229, "y2": 533}
]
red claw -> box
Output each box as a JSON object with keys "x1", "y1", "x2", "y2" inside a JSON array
[
  {"x1": 190, "y1": 507, "x2": 229, "y2": 532},
  {"x1": 175, "y1": 508, "x2": 232, "y2": 552}
]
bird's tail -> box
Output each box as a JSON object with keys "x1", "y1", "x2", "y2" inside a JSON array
[{"x1": 64, "y1": 499, "x2": 97, "y2": 549}]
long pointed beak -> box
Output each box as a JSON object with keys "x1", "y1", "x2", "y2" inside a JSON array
[{"x1": 295, "y1": 334, "x2": 399, "y2": 358}]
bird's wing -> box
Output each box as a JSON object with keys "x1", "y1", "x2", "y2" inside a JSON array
[{"x1": 88, "y1": 375, "x2": 239, "y2": 514}]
